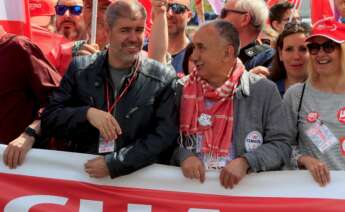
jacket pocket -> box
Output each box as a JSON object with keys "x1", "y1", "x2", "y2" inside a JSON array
[{"x1": 125, "y1": 97, "x2": 155, "y2": 119}]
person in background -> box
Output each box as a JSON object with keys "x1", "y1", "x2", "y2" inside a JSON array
[
  {"x1": 270, "y1": 22, "x2": 310, "y2": 97},
  {"x1": 269, "y1": 1, "x2": 301, "y2": 34},
  {"x1": 0, "y1": 27, "x2": 61, "y2": 168},
  {"x1": 220, "y1": 0, "x2": 273, "y2": 70},
  {"x1": 174, "y1": 20, "x2": 291, "y2": 189},
  {"x1": 335, "y1": 0, "x2": 345, "y2": 23},
  {"x1": 55, "y1": 0, "x2": 87, "y2": 41},
  {"x1": 284, "y1": 19, "x2": 345, "y2": 187}
]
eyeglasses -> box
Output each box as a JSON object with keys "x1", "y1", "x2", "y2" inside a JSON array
[
  {"x1": 55, "y1": 5, "x2": 83, "y2": 16},
  {"x1": 167, "y1": 3, "x2": 189, "y2": 14},
  {"x1": 220, "y1": 8, "x2": 247, "y2": 19},
  {"x1": 282, "y1": 17, "x2": 302, "y2": 23},
  {"x1": 306, "y1": 40, "x2": 340, "y2": 55}
]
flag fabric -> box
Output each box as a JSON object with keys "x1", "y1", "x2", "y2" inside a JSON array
[
  {"x1": 0, "y1": 0, "x2": 31, "y2": 38},
  {"x1": 311, "y1": 0, "x2": 335, "y2": 24},
  {"x1": 1, "y1": 144, "x2": 345, "y2": 212}
]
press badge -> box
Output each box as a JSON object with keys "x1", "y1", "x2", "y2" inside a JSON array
[
  {"x1": 98, "y1": 136, "x2": 115, "y2": 153},
  {"x1": 204, "y1": 155, "x2": 226, "y2": 170},
  {"x1": 305, "y1": 121, "x2": 338, "y2": 153}
]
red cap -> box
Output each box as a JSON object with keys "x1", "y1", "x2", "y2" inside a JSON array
[
  {"x1": 306, "y1": 18, "x2": 345, "y2": 43},
  {"x1": 29, "y1": 0, "x2": 55, "y2": 17}
]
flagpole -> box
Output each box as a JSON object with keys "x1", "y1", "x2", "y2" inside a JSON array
[
  {"x1": 90, "y1": 0, "x2": 98, "y2": 44},
  {"x1": 289, "y1": 0, "x2": 301, "y2": 22}
]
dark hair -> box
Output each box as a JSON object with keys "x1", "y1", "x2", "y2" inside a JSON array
[
  {"x1": 207, "y1": 20, "x2": 240, "y2": 56},
  {"x1": 269, "y1": 1, "x2": 294, "y2": 26},
  {"x1": 269, "y1": 22, "x2": 311, "y2": 82},
  {"x1": 105, "y1": 0, "x2": 146, "y2": 29},
  {"x1": 182, "y1": 43, "x2": 194, "y2": 75}
]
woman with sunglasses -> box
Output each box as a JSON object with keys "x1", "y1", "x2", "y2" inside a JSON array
[
  {"x1": 270, "y1": 22, "x2": 310, "y2": 97},
  {"x1": 284, "y1": 19, "x2": 345, "y2": 186}
]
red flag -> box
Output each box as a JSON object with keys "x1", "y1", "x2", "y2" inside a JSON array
[
  {"x1": 138, "y1": 0, "x2": 152, "y2": 37},
  {"x1": 311, "y1": 0, "x2": 335, "y2": 24},
  {"x1": 0, "y1": 0, "x2": 31, "y2": 38}
]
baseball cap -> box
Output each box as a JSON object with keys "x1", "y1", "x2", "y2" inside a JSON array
[
  {"x1": 29, "y1": 0, "x2": 55, "y2": 27},
  {"x1": 306, "y1": 18, "x2": 345, "y2": 43}
]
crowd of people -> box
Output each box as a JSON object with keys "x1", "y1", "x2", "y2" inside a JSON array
[{"x1": 1, "y1": 0, "x2": 345, "y2": 189}]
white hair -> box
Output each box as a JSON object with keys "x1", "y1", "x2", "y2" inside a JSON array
[{"x1": 234, "y1": 0, "x2": 268, "y2": 32}]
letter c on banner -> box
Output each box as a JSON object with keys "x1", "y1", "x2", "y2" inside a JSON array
[{"x1": 4, "y1": 195, "x2": 68, "y2": 212}]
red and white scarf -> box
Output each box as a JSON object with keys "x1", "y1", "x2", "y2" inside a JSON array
[{"x1": 180, "y1": 59, "x2": 245, "y2": 157}]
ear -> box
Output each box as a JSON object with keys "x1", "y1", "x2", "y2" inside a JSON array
[
  {"x1": 186, "y1": 10, "x2": 193, "y2": 21},
  {"x1": 240, "y1": 13, "x2": 251, "y2": 27},
  {"x1": 223, "y1": 45, "x2": 235, "y2": 61}
]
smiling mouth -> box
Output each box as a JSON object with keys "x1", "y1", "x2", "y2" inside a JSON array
[{"x1": 317, "y1": 59, "x2": 331, "y2": 65}]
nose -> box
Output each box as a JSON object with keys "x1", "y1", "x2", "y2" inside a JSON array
[
  {"x1": 64, "y1": 9, "x2": 71, "y2": 16},
  {"x1": 167, "y1": 7, "x2": 174, "y2": 16},
  {"x1": 128, "y1": 30, "x2": 138, "y2": 42}
]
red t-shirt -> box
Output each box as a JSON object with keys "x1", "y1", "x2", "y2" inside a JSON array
[{"x1": 0, "y1": 33, "x2": 61, "y2": 144}]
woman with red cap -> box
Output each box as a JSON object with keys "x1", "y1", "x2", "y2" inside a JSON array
[{"x1": 284, "y1": 18, "x2": 345, "y2": 186}]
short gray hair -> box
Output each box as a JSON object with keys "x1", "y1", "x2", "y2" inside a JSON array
[
  {"x1": 206, "y1": 20, "x2": 240, "y2": 56},
  {"x1": 234, "y1": 0, "x2": 268, "y2": 32},
  {"x1": 105, "y1": 0, "x2": 146, "y2": 29}
]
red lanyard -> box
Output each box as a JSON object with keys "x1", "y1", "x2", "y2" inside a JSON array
[{"x1": 106, "y1": 61, "x2": 140, "y2": 113}]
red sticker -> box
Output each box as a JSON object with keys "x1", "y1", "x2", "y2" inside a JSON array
[
  {"x1": 337, "y1": 107, "x2": 345, "y2": 125},
  {"x1": 339, "y1": 138, "x2": 345, "y2": 156},
  {"x1": 306, "y1": 112, "x2": 319, "y2": 123}
]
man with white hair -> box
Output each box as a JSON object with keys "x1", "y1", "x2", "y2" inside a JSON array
[{"x1": 220, "y1": 0, "x2": 274, "y2": 70}]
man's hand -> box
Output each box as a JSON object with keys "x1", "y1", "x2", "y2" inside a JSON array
[
  {"x1": 84, "y1": 156, "x2": 110, "y2": 178},
  {"x1": 249, "y1": 66, "x2": 270, "y2": 78},
  {"x1": 220, "y1": 157, "x2": 249, "y2": 189},
  {"x1": 298, "y1": 155, "x2": 330, "y2": 187},
  {"x1": 3, "y1": 134, "x2": 35, "y2": 169},
  {"x1": 76, "y1": 43, "x2": 100, "y2": 56},
  {"x1": 86, "y1": 107, "x2": 122, "y2": 141},
  {"x1": 151, "y1": 0, "x2": 168, "y2": 16},
  {"x1": 181, "y1": 156, "x2": 205, "y2": 183}
]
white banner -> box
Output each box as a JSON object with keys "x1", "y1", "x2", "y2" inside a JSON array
[{"x1": 1, "y1": 144, "x2": 345, "y2": 211}]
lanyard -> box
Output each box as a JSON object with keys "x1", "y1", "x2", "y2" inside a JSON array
[{"x1": 106, "y1": 60, "x2": 140, "y2": 113}]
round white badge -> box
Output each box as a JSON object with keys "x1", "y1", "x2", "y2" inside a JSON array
[{"x1": 245, "y1": 131, "x2": 263, "y2": 152}]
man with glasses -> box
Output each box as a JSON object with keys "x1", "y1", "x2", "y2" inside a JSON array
[
  {"x1": 166, "y1": 0, "x2": 192, "y2": 74},
  {"x1": 55, "y1": 0, "x2": 87, "y2": 41},
  {"x1": 220, "y1": 0, "x2": 274, "y2": 71},
  {"x1": 146, "y1": 0, "x2": 191, "y2": 74}
]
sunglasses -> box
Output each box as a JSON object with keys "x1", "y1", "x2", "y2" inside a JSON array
[
  {"x1": 167, "y1": 3, "x2": 189, "y2": 14},
  {"x1": 55, "y1": 5, "x2": 83, "y2": 16},
  {"x1": 220, "y1": 8, "x2": 247, "y2": 19},
  {"x1": 306, "y1": 40, "x2": 340, "y2": 55}
]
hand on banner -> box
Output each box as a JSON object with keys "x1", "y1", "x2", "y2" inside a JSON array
[
  {"x1": 77, "y1": 43, "x2": 100, "y2": 56},
  {"x1": 298, "y1": 155, "x2": 330, "y2": 187},
  {"x1": 84, "y1": 156, "x2": 110, "y2": 178},
  {"x1": 249, "y1": 66, "x2": 270, "y2": 78},
  {"x1": 220, "y1": 157, "x2": 249, "y2": 189},
  {"x1": 3, "y1": 133, "x2": 35, "y2": 169},
  {"x1": 87, "y1": 107, "x2": 122, "y2": 141},
  {"x1": 181, "y1": 156, "x2": 205, "y2": 183}
]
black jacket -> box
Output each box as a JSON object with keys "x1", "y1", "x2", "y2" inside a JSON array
[{"x1": 41, "y1": 51, "x2": 179, "y2": 178}]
